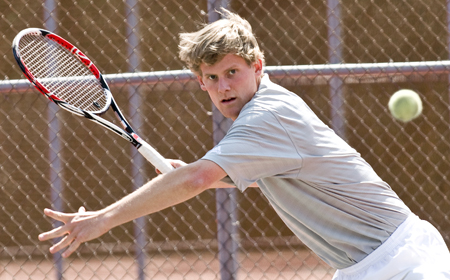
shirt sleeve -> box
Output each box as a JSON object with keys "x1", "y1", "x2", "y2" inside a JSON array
[{"x1": 202, "y1": 109, "x2": 303, "y2": 191}]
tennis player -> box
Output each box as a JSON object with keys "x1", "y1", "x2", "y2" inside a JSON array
[{"x1": 39, "y1": 8, "x2": 450, "y2": 279}]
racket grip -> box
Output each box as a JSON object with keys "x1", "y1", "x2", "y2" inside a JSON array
[{"x1": 137, "y1": 141, "x2": 174, "y2": 174}]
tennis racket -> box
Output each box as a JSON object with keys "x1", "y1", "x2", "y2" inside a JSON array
[{"x1": 12, "y1": 28, "x2": 174, "y2": 174}]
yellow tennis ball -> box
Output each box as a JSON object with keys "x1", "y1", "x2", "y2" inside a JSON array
[{"x1": 388, "y1": 89, "x2": 422, "y2": 122}]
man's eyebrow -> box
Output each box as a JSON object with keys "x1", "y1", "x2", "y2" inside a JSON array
[{"x1": 203, "y1": 64, "x2": 240, "y2": 76}]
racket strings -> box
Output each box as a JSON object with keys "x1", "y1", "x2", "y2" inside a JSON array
[{"x1": 19, "y1": 34, "x2": 109, "y2": 112}]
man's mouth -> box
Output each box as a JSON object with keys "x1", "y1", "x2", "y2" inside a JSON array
[{"x1": 221, "y1": 97, "x2": 236, "y2": 104}]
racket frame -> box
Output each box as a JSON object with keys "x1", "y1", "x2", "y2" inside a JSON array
[{"x1": 12, "y1": 28, "x2": 173, "y2": 173}]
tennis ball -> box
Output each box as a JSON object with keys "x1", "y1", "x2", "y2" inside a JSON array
[{"x1": 388, "y1": 89, "x2": 422, "y2": 122}]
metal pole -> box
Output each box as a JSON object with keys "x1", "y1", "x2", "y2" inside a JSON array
[
  {"x1": 43, "y1": 1, "x2": 64, "y2": 279},
  {"x1": 327, "y1": 0, "x2": 345, "y2": 139},
  {"x1": 207, "y1": 1, "x2": 239, "y2": 280},
  {"x1": 125, "y1": 1, "x2": 147, "y2": 279},
  {"x1": 5, "y1": 61, "x2": 450, "y2": 93}
]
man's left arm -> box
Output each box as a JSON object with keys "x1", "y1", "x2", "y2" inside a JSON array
[{"x1": 38, "y1": 159, "x2": 233, "y2": 257}]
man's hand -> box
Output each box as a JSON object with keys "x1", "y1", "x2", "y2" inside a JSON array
[
  {"x1": 156, "y1": 159, "x2": 187, "y2": 174},
  {"x1": 38, "y1": 206, "x2": 109, "y2": 258}
]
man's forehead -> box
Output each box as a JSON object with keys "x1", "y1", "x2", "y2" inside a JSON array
[{"x1": 200, "y1": 54, "x2": 249, "y2": 75}]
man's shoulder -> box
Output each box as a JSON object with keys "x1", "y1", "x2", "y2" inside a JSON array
[
  {"x1": 258, "y1": 74, "x2": 292, "y2": 95},
  {"x1": 243, "y1": 76, "x2": 305, "y2": 116}
]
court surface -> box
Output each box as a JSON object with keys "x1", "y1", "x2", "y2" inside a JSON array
[{"x1": 1, "y1": 248, "x2": 335, "y2": 279}]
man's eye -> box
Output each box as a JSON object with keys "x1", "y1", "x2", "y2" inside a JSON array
[
  {"x1": 229, "y1": 69, "x2": 236, "y2": 74},
  {"x1": 208, "y1": 75, "x2": 217, "y2": 80}
]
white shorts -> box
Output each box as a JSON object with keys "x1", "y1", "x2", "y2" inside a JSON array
[{"x1": 332, "y1": 214, "x2": 450, "y2": 280}]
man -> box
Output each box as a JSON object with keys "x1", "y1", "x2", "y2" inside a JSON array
[{"x1": 39, "y1": 8, "x2": 450, "y2": 279}]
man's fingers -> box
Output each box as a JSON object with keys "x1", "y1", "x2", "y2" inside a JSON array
[
  {"x1": 48, "y1": 233, "x2": 81, "y2": 258},
  {"x1": 49, "y1": 234, "x2": 71, "y2": 254},
  {"x1": 39, "y1": 208, "x2": 78, "y2": 241},
  {"x1": 38, "y1": 225, "x2": 68, "y2": 241},
  {"x1": 40, "y1": 206, "x2": 100, "y2": 257},
  {"x1": 43, "y1": 208, "x2": 72, "y2": 223},
  {"x1": 155, "y1": 159, "x2": 187, "y2": 174},
  {"x1": 61, "y1": 237, "x2": 82, "y2": 258}
]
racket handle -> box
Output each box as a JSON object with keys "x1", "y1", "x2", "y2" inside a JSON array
[{"x1": 137, "y1": 141, "x2": 174, "y2": 174}]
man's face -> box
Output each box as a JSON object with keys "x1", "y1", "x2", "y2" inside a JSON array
[{"x1": 197, "y1": 54, "x2": 262, "y2": 121}]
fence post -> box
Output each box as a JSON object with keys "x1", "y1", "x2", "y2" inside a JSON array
[
  {"x1": 207, "y1": 1, "x2": 239, "y2": 280},
  {"x1": 125, "y1": 1, "x2": 147, "y2": 279},
  {"x1": 43, "y1": 1, "x2": 64, "y2": 279},
  {"x1": 327, "y1": 0, "x2": 346, "y2": 140}
]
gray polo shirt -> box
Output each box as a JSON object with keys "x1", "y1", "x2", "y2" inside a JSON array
[{"x1": 202, "y1": 74, "x2": 411, "y2": 269}]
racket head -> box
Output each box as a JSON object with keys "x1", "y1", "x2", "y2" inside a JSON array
[{"x1": 12, "y1": 28, "x2": 111, "y2": 115}]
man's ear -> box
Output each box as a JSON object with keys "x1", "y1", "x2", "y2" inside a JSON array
[
  {"x1": 254, "y1": 59, "x2": 263, "y2": 77},
  {"x1": 197, "y1": 76, "x2": 207, "y2": 91}
]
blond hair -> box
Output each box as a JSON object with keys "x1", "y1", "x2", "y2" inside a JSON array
[{"x1": 179, "y1": 8, "x2": 265, "y2": 75}]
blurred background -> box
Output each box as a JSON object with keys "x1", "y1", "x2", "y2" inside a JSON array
[{"x1": 0, "y1": 0, "x2": 449, "y2": 279}]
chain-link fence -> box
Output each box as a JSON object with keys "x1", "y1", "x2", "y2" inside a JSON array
[{"x1": 1, "y1": 0, "x2": 450, "y2": 279}]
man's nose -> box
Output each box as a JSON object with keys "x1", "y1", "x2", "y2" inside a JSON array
[{"x1": 218, "y1": 78, "x2": 230, "y2": 93}]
